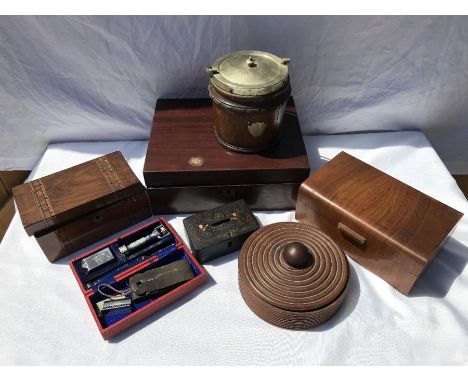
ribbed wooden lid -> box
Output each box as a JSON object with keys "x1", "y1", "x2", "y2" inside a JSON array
[{"x1": 238, "y1": 222, "x2": 349, "y2": 329}]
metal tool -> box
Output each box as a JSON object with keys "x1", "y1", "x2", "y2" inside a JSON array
[{"x1": 118, "y1": 222, "x2": 170, "y2": 256}]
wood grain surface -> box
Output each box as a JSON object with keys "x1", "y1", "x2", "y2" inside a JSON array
[
  {"x1": 36, "y1": 192, "x2": 152, "y2": 262},
  {"x1": 143, "y1": 98, "x2": 310, "y2": 187},
  {"x1": 296, "y1": 151, "x2": 463, "y2": 294},
  {"x1": 12, "y1": 151, "x2": 151, "y2": 262},
  {"x1": 13, "y1": 151, "x2": 143, "y2": 235},
  {"x1": 143, "y1": 98, "x2": 310, "y2": 213}
]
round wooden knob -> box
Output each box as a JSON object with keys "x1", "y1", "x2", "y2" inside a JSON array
[{"x1": 283, "y1": 242, "x2": 312, "y2": 269}]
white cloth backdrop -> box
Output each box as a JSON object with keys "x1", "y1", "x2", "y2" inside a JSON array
[
  {"x1": 0, "y1": 133, "x2": 467, "y2": 365},
  {"x1": 0, "y1": 16, "x2": 468, "y2": 173}
]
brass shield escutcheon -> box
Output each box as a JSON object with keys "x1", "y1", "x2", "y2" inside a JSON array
[{"x1": 248, "y1": 121, "x2": 266, "y2": 137}]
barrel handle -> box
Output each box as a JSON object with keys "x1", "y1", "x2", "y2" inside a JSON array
[{"x1": 206, "y1": 66, "x2": 219, "y2": 76}]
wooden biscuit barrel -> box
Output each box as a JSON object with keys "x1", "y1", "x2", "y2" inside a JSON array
[{"x1": 207, "y1": 50, "x2": 292, "y2": 153}]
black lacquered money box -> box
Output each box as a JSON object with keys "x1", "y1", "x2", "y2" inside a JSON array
[{"x1": 183, "y1": 200, "x2": 260, "y2": 263}]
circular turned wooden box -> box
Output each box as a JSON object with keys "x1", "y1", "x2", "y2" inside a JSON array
[
  {"x1": 206, "y1": 50, "x2": 291, "y2": 153},
  {"x1": 238, "y1": 222, "x2": 349, "y2": 329}
]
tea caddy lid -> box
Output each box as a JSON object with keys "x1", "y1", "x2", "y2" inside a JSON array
[{"x1": 207, "y1": 50, "x2": 290, "y2": 96}]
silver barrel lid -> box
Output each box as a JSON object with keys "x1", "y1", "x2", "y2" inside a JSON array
[{"x1": 207, "y1": 50, "x2": 290, "y2": 96}]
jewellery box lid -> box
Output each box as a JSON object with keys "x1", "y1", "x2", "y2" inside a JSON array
[
  {"x1": 295, "y1": 151, "x2": 464, "y2": 294},
  {"x1": 13, "y1": 151, "x2": 146, "y2": 236},
  {"x1": 143, "y1": 98, "x2": 310, "y2": 188},
  {"x1": 207, "y1": 50, "x2": 290, "y2": 96}
]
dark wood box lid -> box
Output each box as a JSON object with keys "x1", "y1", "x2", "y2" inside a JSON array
[
  {"x1": 295, "y1": 151, "x2": 464, "y2": 294},
  {"x1": 143, "y1": 98, "x2": 310, "y2": 187},
  {"x1": 13, "y1": 151, "x2": 145, "y2": 236}
]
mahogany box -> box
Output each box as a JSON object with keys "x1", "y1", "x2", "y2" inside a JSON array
[
  {"x1": 295, "y1": 151, "x2": 463, "y2": 295},
  {"x1": 143, "y1": 98, "x2": 310, "y2": 214},
  {"x1": 13, "y1": 151, "x2": 152, "y2": 262},
  {"x1": 69, "y1": 217, "x2": 207, "y2": 340}
]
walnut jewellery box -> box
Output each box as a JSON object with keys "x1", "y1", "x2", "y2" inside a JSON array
[
  {"x1": 13, "y1": 151, "x2": 151, "y2": 262},
  {"x1": 295, "y1": 152, "x2": 463, "y2": 295}
]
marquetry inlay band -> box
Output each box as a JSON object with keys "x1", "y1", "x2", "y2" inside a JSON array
[
  {"x1": 29, "y1": 179, "x2": 55, "y2": 221},
  {"x1": 96, "y1": 156, "x2": 124, "y2": 192}
]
